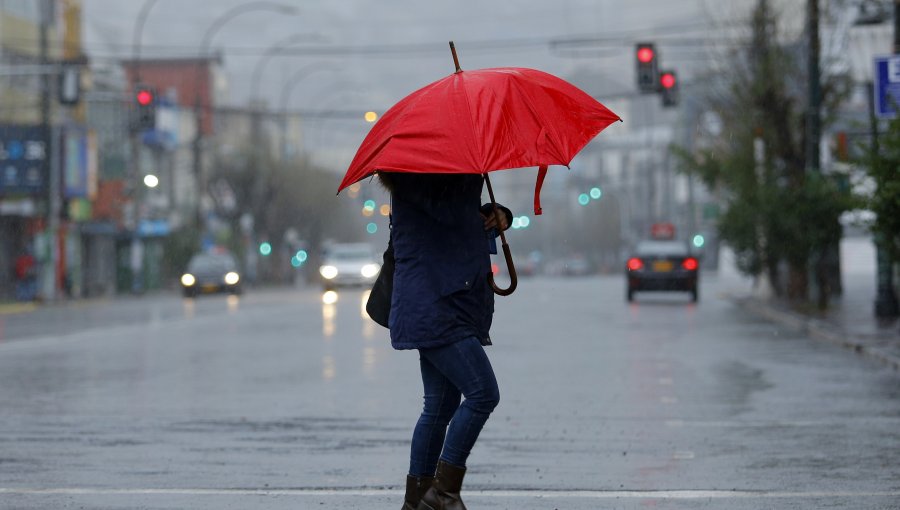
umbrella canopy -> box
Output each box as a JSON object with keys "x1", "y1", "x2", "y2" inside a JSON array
[
  {"x1": 338, "y1": 66, "x2": 620, "y2": 196},
  {"x1": 340, "y1": 48, "x2": 620, "y2": 297}
]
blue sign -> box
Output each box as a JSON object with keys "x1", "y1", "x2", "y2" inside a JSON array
[
  {"x1": 0, "y1": 126, "x2": 49, "y2": 195},
  {"x1": 874, "y1": 55, "x2": 900, "y2": 119},
  {"x1": 137, "y1": 219, "x2": 170, "y2": 237}
]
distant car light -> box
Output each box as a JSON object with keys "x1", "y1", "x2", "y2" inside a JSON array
[
  {"x1": 181, "y1": 273, "x2": 196, "y2": 286},
  {"x1": 320, "y1": 265, "x2": 339, "y2": 280},
  {"x1": 627, "y1": 258, "x2": 644, "y2": 271},
  {"x1": 682, "y1": 257, "x2": 699, "y2": 271},
  {"x1": 224, "y1": 272, "x2": 240, "y2": 285},
  {"x1": 360, "y1": 263, "x2": 380, "y2": 278}
]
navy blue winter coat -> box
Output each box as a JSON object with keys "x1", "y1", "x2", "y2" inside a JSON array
[{"x1": 383, "y1": 173, "x2": 509, "y2": 350}]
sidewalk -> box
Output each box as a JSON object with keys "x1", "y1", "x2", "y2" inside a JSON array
[{"x1": 732, "y1": 237, "x2": 900, "y2": 370}]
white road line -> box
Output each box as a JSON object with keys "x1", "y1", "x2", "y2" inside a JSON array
[{"x1": 1, "y1": 488, "x2": 898, "y2": 499}]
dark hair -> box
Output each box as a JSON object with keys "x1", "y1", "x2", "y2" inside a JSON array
[{"x1": 376, "y1": 172, "x2": 395, "y2": 193}]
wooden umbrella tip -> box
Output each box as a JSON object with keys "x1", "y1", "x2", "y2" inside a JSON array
[{"x1": 449, "y1": 41, "x2": 461, "y2": 73}]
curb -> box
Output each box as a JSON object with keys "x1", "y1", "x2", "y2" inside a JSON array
[
  {"x1": 733, "y1": 296, "x2": 900, "y2": 371},
  {"x1": 0, "y1": 302, "x2": 38, "y2": 316}
]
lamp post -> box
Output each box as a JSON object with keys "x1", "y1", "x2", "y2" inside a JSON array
[
  {"x1": 278, "y1": 62, "x2": 341, "y2": 160},
  {"x1": 190, "y1": 1, "x2": 298, "y2": 235},
  {"x1": 248, "y1": 34, "x2": 323, "y2": 167},
  {"x1": 126, "y1": 0, "x2": 163, "y2": 295},
  {"x1": 249, "y1": 33, "x2": 325, "y2": 104},
  {"x1": 131, "y1": 0, "x2": 160, "y2": 83}
]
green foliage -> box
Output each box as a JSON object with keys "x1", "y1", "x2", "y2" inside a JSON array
[
  {"x1": 865, "y1": 116, "x2": 900, "y2": 260},
  {"x1": 675, "y1": 0, "x2": 853, "y2": 302},
  {"x1": 209, "y1": 142, "x2": 360, "y2": 282},
  {"x1": 162, "y1": 224, "x2": 200, "y2": 279}
]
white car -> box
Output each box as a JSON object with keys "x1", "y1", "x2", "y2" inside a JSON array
[{"x1": 319, "y1": 243, "x2": 381, "y2": 289}]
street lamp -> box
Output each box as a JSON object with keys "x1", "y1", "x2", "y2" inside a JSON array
[
  {"x1": 250, "y1": 33, "x2": 326, "y2": 104},
  {"x1": 191, "y1": 1, "x2": 299, "y2": 230},
  {"x1": 278, "y1": 62, "x2": 341, "y2": 159},
  {"x1": 131, "y1": 0, "x2": 161, "y2": 83}
]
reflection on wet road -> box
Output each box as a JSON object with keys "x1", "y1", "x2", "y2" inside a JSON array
[{"x1": 0, "y1": 277, "x2": 899, "y2": 509}]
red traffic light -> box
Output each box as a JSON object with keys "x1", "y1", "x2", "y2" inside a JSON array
[
  {"x1": 660, "y1": 72, "x2": 676, "y2": 89},
  {"x1": 136, "y1": 89, "x2": 154, "y2": 106},
  {"x1": 636, "y1": 46, "x2": 655, "y2": 63}
]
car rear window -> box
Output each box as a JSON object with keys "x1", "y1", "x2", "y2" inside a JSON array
[
  {"x1": 635, "y1": 241, "x2": 689, "y2": 257},
  {"x1": 189, "y1": 254, "x2": 237, "y2": 272}
]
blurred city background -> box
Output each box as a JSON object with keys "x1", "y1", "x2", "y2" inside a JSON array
[{"x1": 0, "y1": 0, "x2": 896, "y2": 316}]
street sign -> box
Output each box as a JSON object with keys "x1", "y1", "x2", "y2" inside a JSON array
[
  {"x1": 874, "y1": 54, "x2": 900, "y2": 119},
  {"x1": 0, "y1": 126, "x2": 49, "y2": 195}
]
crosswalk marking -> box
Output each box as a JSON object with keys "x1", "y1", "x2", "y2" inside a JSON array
[{"x1": 2, "y1": 488, "x2": 898, "y2": 499}]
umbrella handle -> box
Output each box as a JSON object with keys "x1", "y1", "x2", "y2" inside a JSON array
[{"x1": 484, "y1": 174, "x2": 517, "y2": 296}]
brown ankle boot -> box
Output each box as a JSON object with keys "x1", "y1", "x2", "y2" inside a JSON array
[
  {"x1": 402, "y1": 474, "x2": 434, "y2": 510},
  {"x1": 416, "y1": 460, "x2": 467, "y2": 510}
]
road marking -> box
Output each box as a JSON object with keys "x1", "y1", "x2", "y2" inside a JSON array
[
  {"x1": 1, "y1": 488, "x2": 898, "y2": 499},
  {"x1": 672, "y1": 451, "x2": 696, "y2": 460}
]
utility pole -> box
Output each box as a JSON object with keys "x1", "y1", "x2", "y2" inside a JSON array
[{"x1": 39, "y1": 0, "x2": 60, "y2": 302}]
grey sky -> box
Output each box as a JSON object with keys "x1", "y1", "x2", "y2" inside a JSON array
[
  {"x1": 82, "y1": 1, "x2": 734, "y2": 105},
  {"x1": 81, "y1": 0, "x2": 767, "y2": 160}
]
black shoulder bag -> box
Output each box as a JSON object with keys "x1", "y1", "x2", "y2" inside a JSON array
[{"x1": 365, "y1": 222, "x2": 394, "y2": 329}]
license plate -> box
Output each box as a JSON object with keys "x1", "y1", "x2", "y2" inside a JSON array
[
  {"x1": 652, "y1": 261, "x2": 673, "y2": 272},
  {"x1": 202, "y1": 284, "x2": 218, "y2": 292}
]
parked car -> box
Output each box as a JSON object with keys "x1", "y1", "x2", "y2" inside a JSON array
[
  {"x1": 318, "y1": 243, "x2": 380, "y2": 290},
  {"x1": 625, "y1": 240, "x2": 699, "y2": 302},
  {"x1": 180, "y1": 252, "x2": 242, "y2": 297}
]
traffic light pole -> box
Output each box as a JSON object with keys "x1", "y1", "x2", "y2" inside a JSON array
[{"x1": 130, "y1": 126, "x2": 145, "y2": 294}]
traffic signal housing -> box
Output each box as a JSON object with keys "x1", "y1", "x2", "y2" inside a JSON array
[
  {"x1": 133, "y1": 84, "x2": 157, "y2": 130},
  {"x1": 659, "y1": 70, "x2": 678, "y2": 107},
  {"x1": 635, "y1": 43, "x2": 658, "y2": 93}
]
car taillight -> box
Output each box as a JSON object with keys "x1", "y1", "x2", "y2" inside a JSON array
[
  {"x1": 682, "y1": 257, "x2": 698, "y2": 271},
  {"x1": 627, "y1": 258, "x2": 644, "y2": 271}
]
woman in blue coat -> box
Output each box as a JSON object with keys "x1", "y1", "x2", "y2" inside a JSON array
[{"x1": 380, "y1": 172, "x2": 511, "y2": 510}]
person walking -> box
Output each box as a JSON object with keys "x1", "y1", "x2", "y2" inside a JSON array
[{"x1": 379, "y1": 172, "x2": 511, "y2": 510}]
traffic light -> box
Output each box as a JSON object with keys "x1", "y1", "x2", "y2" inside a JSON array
[
  {"x1": 635, "y1": 43, "x2": 658, "y2": 93},
  {"x1": 659, "y1": 70, "x2": 678, "y2": 107},
  {"x1": 133, "y1": 84, "x2": 157, "y2": 130}
]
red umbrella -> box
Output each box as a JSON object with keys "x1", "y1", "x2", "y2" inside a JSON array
[{"x1": 340, "y1": 42, "x2": 620, "y2": 295}]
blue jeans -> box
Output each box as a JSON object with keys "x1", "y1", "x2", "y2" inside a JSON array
[{"x1": 409, "y1": 337, "x2": 500, "y2": 476}]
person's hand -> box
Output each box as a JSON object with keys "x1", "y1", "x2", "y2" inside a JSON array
[{"x1": 481, "y1": 208, "x2": 509, "y2": 231}]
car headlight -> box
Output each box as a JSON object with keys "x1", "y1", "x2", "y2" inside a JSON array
[
  {"x1": 360, "y1": 263, "x2": 380, "y2": 278},
  {"x1": 181, "y1": 273, "x2": 196, "y2": 286},
  {"x1": 224, "y1": 272, "x2": 240, "y2": 285},
  {"x1": 319, "y1": 265, "x2": 339, "y2": 280}
]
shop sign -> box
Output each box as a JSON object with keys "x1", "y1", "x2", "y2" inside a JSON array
[{"x1": 0, "y1": 126, "x2": 48, "y2": 195}]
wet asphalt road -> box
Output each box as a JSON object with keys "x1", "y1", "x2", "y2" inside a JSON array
[{"x1": 1, "y1": 272, "x2": 899, "y2": 509}]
